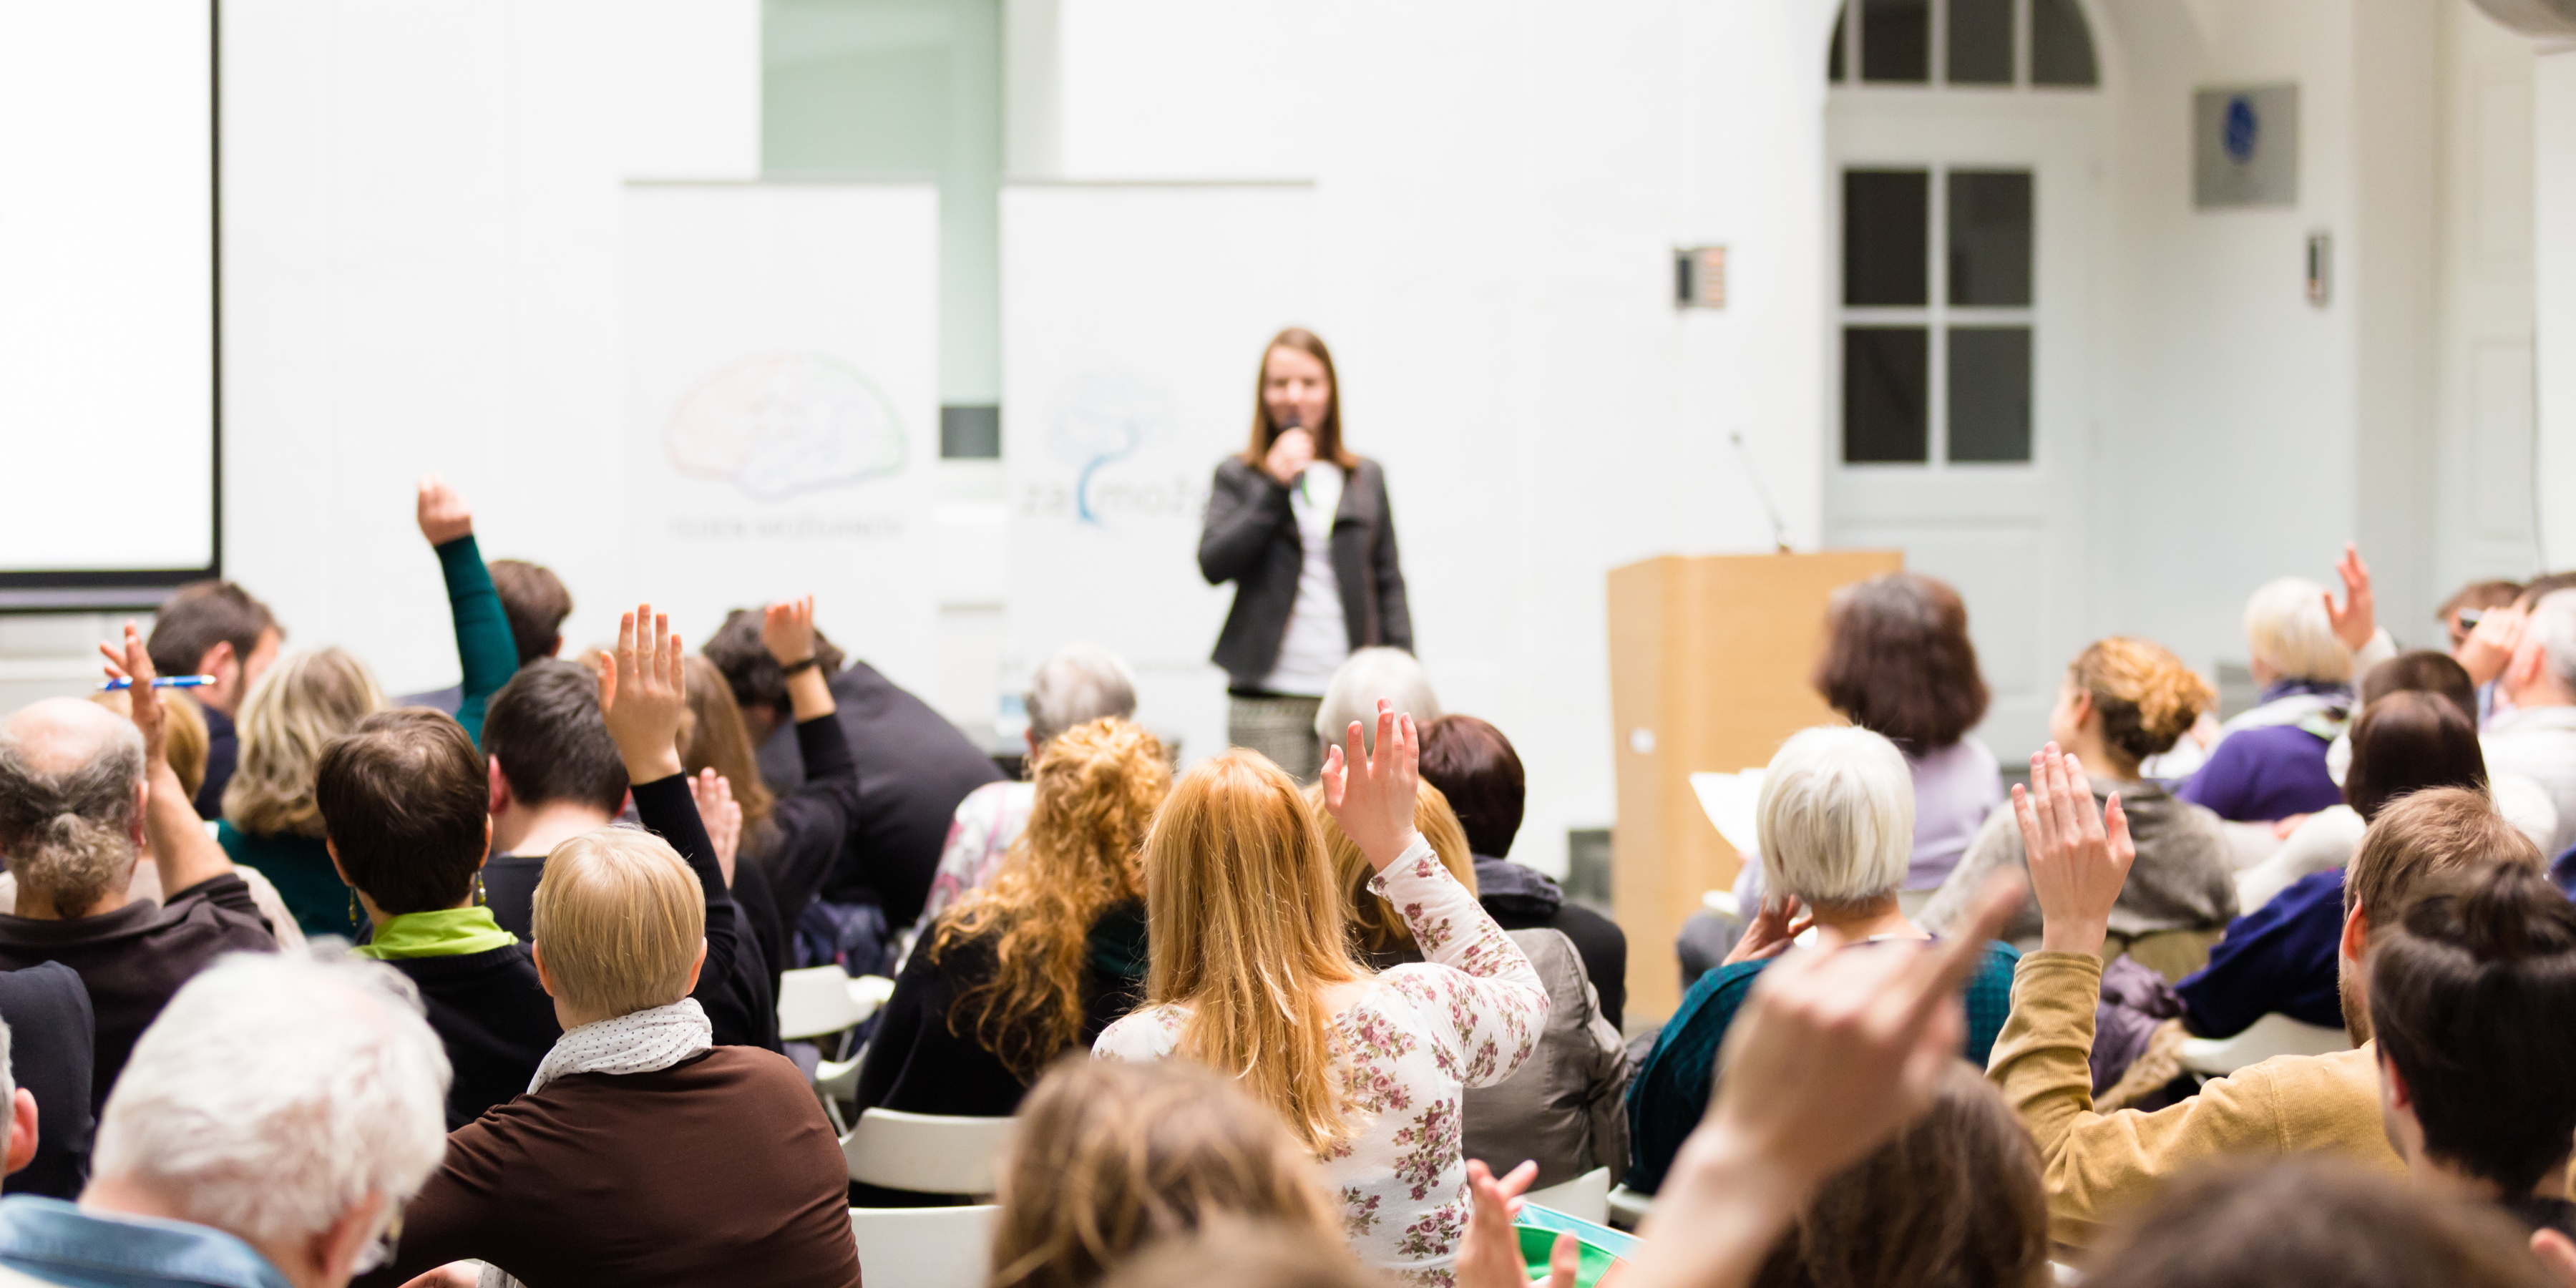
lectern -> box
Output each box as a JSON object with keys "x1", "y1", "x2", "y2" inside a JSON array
[{"x1": 1606, "y1": 550, "x2": 1903, "y2": 1020}]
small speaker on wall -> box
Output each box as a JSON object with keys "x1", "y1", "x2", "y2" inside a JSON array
[{"x1": 1673, "y1": 245, "x2": 1727, "y2": 309}]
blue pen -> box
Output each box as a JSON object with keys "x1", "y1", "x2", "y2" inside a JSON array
[{"x1": 98, "y1": 675, "x2": 216, "y2": 692}]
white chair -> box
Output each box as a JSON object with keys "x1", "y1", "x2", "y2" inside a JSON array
[
  {"x1": 1606, "y1": 1183, "x2": 1654, "y2": 1231},
  {"x1": 779, "y1": 967, "x2": 894, "y2": 1043},
  {"x1": 2176, "y1": 1011, "x2": 2349, "y2": 1076},
  {"x1": 848, "y1": 1203, "x2": 997, "y2": 1288},
  {"x1": 1523, "y1": 1166, "x2": 1611, "y2": 1225},
  {"x1": 844, "y1": 1107, "x2": 1018, "y2": 1196}
]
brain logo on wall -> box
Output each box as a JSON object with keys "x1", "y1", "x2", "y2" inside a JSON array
[
  {"x1": 1049, "y1": 369, "x2": 1176, "y2": 525},
  {"x1": 665, "y1": 352, "x2": 908, "y2": 501}
]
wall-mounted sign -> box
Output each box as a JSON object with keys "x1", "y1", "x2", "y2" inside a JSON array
[
  {"x1": 1674, "y1": 245, "x2": 1727, "y2": 308},
  {"x1": 2193, "y1": 85, "x2": 2299, "y2": 208}
]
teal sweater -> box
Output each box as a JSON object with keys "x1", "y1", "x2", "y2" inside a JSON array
[{"x1": 435, "y1": 534, "x2": 517, "y2": 746}]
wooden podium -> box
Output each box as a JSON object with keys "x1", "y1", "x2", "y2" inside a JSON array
[{"x1": 1606, "y1": 550, "x2": 1903, "y2": 1020}]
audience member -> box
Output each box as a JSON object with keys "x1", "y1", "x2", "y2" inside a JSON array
[
  {"x1": 2239, "y1": 679, "x2": 2492, "y2": 912},
  {"x1": 2177, "y1": 691, "x2": 2489, "y2": 1043},
  {"x1": 1813, "y1": 572, "x2": 2002, "y2": 892},
  {"x1": 906, "y1": 642, "x2": 1136, "y2": 961},
  {"x1": 0, "y1": 970, "x2": 87, "y2": 1201},
  {"x1": 2477, "y1": 588, "x2": 2576, "y2": 855},
  {"x1": 993, "y1": 1059, "x2": 1345, "y2": 1288},
  {"x1": 2459, "y1": 572, "x2": 2576, "y2": 696},
  {"x1": 678, "y1": 643, "x2": 854, "y2": 987},
  {"x1": 479, "y1": 610, "x2": 779, "y2": 1050},
  {"x1": 1314, "y1": 646, "x2": 1440, "y2": 761},
  {"x1": 1923, "y1": 638, "x2": 2235, "y2": 972},
  {"x1": 143, "y1": 580, "x2": 280, "y2": 819},
  {"x1": 1989, "y1": 761, "x2": 2540, "y2": 1246},
  {"x1": 386, "y1": 477, "x2": 523, "y2": 742},
  {"x1": 0, "y1": 630, "x2": 275, "y2": 1114},
  {"x1": 215, "y1": 647, "x2": 382, "y2": 939},
  {"x1": 399, "y1": 540, "x2": 572, "y2": 715},
  {"x1": 2, "y1": 695, "x2": 302, "y2": 949},
  {"x1": 1418, "y1": 715, "x2": 1629, "y2": 1029},
  {"x1": 2075, "y1": 1158, "x2": 2556, "y2": 1288},
  {"x1": 2174, "y1": 551, "x2": 2388, "y2": 821},
  {"x1": 704, "y1": 610, "x2": 1002, "y2": 975},
  {"x1": 2368, "y1": 863, "x2": 2576, "y2": 1239},
  {"x1": 317, "y1": 708, "x2": 558, "y2": 1127},
  {"x1": 1317, "y1": 781, "x2": 1626, "y2": 1189},
  {"x1": 854, "y1": 718, "x2": 1166, "y2": 1144},
  {"x1": 0, "y1": 954, "x2": 449, "y2": 1288},
  {"x1": 1094, "y1": 706, "x2": 1546, "y2": 1280},
  {"x1": 359, "y1": 613, "x2": 858, "y2": 1288},
  {"x1": 1628, "y1": 726, "x2": 2019, "y2": 1194},
  {"x1": 2443, "y1": 580, "x2": 2527, "y2": 655}
]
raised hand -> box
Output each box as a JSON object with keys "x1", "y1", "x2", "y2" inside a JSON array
[
  {"x1": 692, "y1": 769, "x2": 742, "y2": 886},
  {"x1": 2457, "y1": 602, "x2": 2529, "y2": 687},
  {"x1": 96, "y1": 623, "x2": 167, "y2": 767},
  {"x1": 762, "y1": 594, "x2": 817, "y2": 665},
  {"x1": 2013, "y1": 743, "x2": 2135, "y2": 957},
  {"x1": 2322, "y1": 542, "x2": 2376, "y2": 653},
  {"x1": 416, "y1": 474, "x2": 474, "y2": 547},
  {"x1": 1455, "y1": 1159, "x2": 1578, "y2": 1288},
  {"x1": 597, "y1": 602, "x2": 686, "y2": 784},
  {"x1": 1721, "y1": 894, "x2": 1812, "y2": 967},
  {"x1": 1319, "y1": 699, "x2": 1423, "y2": 872}
]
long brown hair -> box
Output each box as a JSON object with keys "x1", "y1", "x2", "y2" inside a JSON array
[
  {"x1": 935, "y1": 718, "x2": 1169, "y2": 1080},
  {"x1": 1241, "y1": 328, "x2": 1358, "y2": 470},
  {"x1": 1752, "y1": 1063, "x2": 2049, "y2": 1288},
  {"x1": 1143, "y1": 751, "x2": 1366, "y2": 1155},
  {"x1": 1313, "y1": 781, "x2": 1475, "y2": 960},
  {"x1": 991, "y1": 1059, "x2": 1342, "y2": 1288},
  {"x1": 678, "y1": 655, "x2": 776, "y2": 831}
]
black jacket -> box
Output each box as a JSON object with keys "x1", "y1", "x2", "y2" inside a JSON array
[
  {"x1": 380, "y1": 945, "x2": 560, "y2": 1128},
  {"x1": 1198, "y1": 456, "x2": 1413, "y2": 689},
  {"x1": 0, "y1": 962, "x2": 92, "y2": 1199}
]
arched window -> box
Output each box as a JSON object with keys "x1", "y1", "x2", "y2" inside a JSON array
[{"x1": 1826, "y1": 0, "x2": 2097, "y2": 89}]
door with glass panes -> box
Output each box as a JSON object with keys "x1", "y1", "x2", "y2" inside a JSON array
[{"x1": 1820, "y1": 0, "x2": 2106, "y2": 759}]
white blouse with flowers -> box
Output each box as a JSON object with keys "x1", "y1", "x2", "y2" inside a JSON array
[{"x1": 1093, "y1": 839, "x2": 1549, "y2": 1283}]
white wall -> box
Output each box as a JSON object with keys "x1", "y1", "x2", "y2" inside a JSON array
[
  {"x1": 1001, "y1": 0, "x2": 1838, "y2": 877},
  {"x1": 2537, "y1": 46, "x2": 2576, "y2": 564}
]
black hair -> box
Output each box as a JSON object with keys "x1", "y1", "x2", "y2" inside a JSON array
[{"x1": 480, "y1": 660, "x2": 627, "y2": 816}]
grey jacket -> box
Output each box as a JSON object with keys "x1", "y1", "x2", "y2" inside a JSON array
[
  {"x1": 1919, "y1": 777, "x2": 2239, "y2": 943},
  {"x1": 1460, "y1": 929, "x2": 1631, "y2": 1188},
  {"x1": 1197, "y1": 455, "x2": 1413, "y2": 689}
]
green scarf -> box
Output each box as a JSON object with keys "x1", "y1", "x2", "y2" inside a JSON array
[{"x1": 352, "y1": 906, "x2": 518, "y2": 960}]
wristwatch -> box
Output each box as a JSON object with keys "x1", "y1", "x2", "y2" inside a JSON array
[{"x1": 780, "y1": 656, "x2": 821, "y2": 676}]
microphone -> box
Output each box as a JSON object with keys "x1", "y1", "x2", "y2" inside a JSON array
[{"x1": 1729, "y1": 431, "x2": 1792, "y2": 553}]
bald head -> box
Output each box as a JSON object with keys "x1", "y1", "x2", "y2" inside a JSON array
[{"x1": 0, "y1": 698, "x2": 146, "y2": 917}]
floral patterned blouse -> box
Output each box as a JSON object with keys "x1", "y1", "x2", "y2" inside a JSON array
[{"x1": 1092, "y1": 838, "x2": 1549, "y2": 1283}]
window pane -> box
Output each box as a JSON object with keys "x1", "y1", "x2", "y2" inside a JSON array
[
  {"x1": 1828, "y1": 2, "x2": 1848, "y2": 82},
  {"x1": 1845, "y1": 327, "x2": 1929, "y2": 463},
  {"x1": 1948, "y1": 327, "x2": 2032, "y2": 462},
  {"x1": 1948, "y1": 170, "x2": 2032, "y2": 306},
  {"x1": 1845, "y1": 170, "x2": 1928, "y2": 306},
  {"x1": 1947, "y1": 0, "x2": 2013, "y2": 84},
  {"x1": 1860, "y1": 0, "x2": 1928, "y2": 83},
  {"x1": 2031, "y1": 0, "x2": 2099, "y2": 86}
]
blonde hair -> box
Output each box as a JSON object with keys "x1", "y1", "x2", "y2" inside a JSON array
[
  {"x1": 2070, "y1": 638, "x2": 2216, "y2": 766},
  {"x1": 222, "y1": 648, "x2": 384, "y2": 838},
  {"x1": 1313, "y1": 781, "x2": 1475, "y2": 957},
  {"x1": 992, "y1": 1059, "x2": 1341, "y2": 1288},
  {"x1": 933, "y1": 718, "x2": 1169, "y2": 1079},
  {"x1": 2244, "y1": 577, "x2": 2353, "y2": 683},
  {"x1": 531, "y1": 827, "x2": 705, "y2": 1020},
  {"x1": 1143, "y1": 751, "x2": 1365, "y2": 1156},
  {"x1": 1757, "y1": 726, "x2": 1914, "y2": 907},
  {"x1": 91, "y1": 689, "x2": 209, "y2": 800},
  {"x1": 678, "y1": 655, "x2": 776, "y2": 831}
]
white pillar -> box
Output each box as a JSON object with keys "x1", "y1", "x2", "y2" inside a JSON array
[{"x1": 2537, "y1": 47, "x2": 2576, "y2": 565}]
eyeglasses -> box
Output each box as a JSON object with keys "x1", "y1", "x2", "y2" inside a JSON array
[{"x1": 351, "y1": 1210, "x2": 404, "y2": 1276}]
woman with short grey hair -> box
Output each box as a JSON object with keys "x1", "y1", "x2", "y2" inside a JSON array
[{"x1": 1314, "y1": 647, "x2": 1441, "y2": 767}]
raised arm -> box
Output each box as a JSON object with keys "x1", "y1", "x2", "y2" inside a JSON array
[
  {"x1": 596, "y1": 605, "x2": 743, "y2": 1018},
  {"x1": 416, "y1": 476, "x2": 516, "y2": 745},
  {"x1": 1327, "y1": 701, "x2": 1547, "y2": 1086},
  {"x1": 1196, "y1": 460, "x2": 1295, "y2": 585},
  {"x1": 98, "y1": 625, "x2": 237, "y2": 899},
  {"x1": 741, "y1": 595, "x2": 859, "y2": 922}
]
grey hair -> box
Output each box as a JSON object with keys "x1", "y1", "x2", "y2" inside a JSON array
[
  {"x1": 94, "y1": 952, "x2": 450, "y2": 1247},
  {"x1": 1025, "y1": 643, "x2": 1139, "y2": 746},
  {"x1": 1315, "y1": 648, "x2": 1442, "y2": 753},
  {"x1": 1757, "y1": 726, "x2": 1914, "y2": 906},
  {"x1": 0, "y1": 714, "x2": 145, "y2": 914},
  {"x1": 2527, "y1": 589, "x2": 2576, "y2": 692}
]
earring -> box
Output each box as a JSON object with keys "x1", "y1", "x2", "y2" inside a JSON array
[
  {"x1": 348, "y1": 889, "x2": 361, "y2": 929},
  {"x1": 474, "y1": 872, "x2": 487, "y2": 907}
]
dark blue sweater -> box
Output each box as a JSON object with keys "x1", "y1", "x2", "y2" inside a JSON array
[{"x1": 2175, "y1": 868, "x2": 2347, "y2": 1037}]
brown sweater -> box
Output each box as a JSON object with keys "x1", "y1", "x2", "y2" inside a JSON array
[
  {"x1": 1987, "y1": 950, "x2": 2399, "y2": 1247},
  {"x1": 364, "y1": 1046, "x2": 860, "y2": 1288}
]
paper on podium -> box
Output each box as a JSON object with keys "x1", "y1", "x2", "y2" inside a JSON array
[{"x1": 1688, "y1": 770, "x2": 1769, "y2": 857}]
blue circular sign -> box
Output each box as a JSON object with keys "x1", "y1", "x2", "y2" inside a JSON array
[{"x1": 2223, "y1": 94, "x2": 2260, "y2": 165}]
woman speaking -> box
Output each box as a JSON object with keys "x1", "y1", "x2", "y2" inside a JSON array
[{"x1": 1197, "y1": 328, "x2": 1413, "y2": 780}]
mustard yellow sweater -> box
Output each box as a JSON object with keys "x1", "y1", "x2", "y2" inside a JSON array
[{"x1": 1987, "y1": 950, "x2": 2400, "y2": 1247}]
